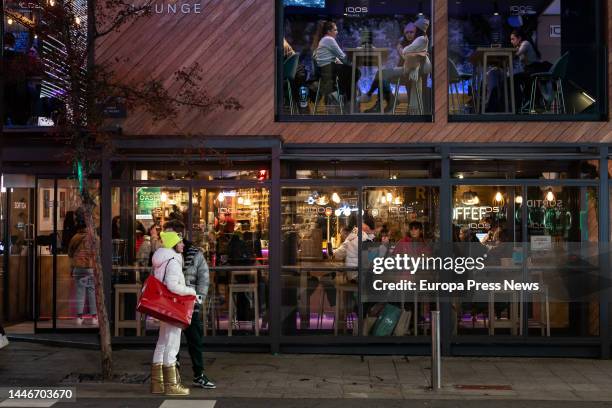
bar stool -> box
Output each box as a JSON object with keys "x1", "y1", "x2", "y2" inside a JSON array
[
  {"x1": 228, "y1": 271, "x2": 259, "y2": 336},
  {"x1": 488, "y1": 291, "x2": 520, "y2": 336},
  {"x1": 114, "y1": 283, "x2": 143, "y2": 336},
  {"x1": 334, "y1": 282, "x2": 358, "y2": 336}
]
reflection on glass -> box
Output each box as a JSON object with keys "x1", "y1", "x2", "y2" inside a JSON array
[
  {"x1": 116, "y1": 186, "x2": 270, "y2": 336},
  {"x1": 37, "y1": 179, "x2": 100, "y2": 330},
  {"x1": 281, "y1": 187, "x2": 359, "y2": 335},
  {"x1": 282, "y1": 2, "x2": 433, "y2": 116},
  {"x1": 448, "y1": 1, "x2": 603, "y2": 117},
  {"x1": 362, "y1": 187, "x2": 440, "y2": 337},
  {"x1": 526, "y1": 186, "x2": 599, "y2": 337},
  {"x1": 452, "y1": 185, "x2": 522, "y2": 336}
]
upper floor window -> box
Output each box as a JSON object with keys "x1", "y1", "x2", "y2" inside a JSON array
[
  {"x1": 279, "y1": 0, "x2": 433, "y2": 120},
  {"x1": 2, "y1": 0, "x2": 87, "y2": 128},
  {"x1": 448, "y1": 0, "x2": 606, "y2": 120}
]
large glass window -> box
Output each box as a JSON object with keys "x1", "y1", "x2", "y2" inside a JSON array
[
  {"x1": 281, "y1": 187, "x2": 358, "y2": 335},
  {"x1": 361, "y1": 186, "x2": 440, "y2": 336},
  {"x1": 280, "y1": 0, "x2": 433, "y2": 118},
  {"x1": 281, "y1": 185, "x2": 440, "y2": 337},
  {"x1": 526, "y1": 185, "x2": 599, "y2": 337},
  {"x1": 2, "y1": 0, "x2": 87, "y2": 127},
  {"x1": 448, "y1": 0, "x2": 605, "y2": 119},
  {"x1": 112, "y1": 185, "x2": 269, "y2": 337},
  {"x1": 452, "y1": 185, "x2": 523, "y2": 336}
]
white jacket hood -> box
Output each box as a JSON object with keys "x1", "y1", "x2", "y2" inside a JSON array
[{"x1": 152, "y1": 247, "x2": 182, "y2": 269}]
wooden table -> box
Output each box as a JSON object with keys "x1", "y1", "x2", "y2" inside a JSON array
[
  {"x1": 345, "y1": 48, "x2": 390, "y2": 114},
  {"x1": 470, "y1": 47, "x2": 516, "y2": 114}
]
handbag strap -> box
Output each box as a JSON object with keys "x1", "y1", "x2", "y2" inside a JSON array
[{"x1": 161, "y1": 258, "x2": 176, "y2": 284}]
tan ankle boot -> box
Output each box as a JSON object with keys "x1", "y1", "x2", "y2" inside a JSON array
[
  {"x1": 151, "y1": 363, "x2": 164, "y2": 394},
  {"x1": 163, "y1": 364, "x2": 190, "y2": 396}
]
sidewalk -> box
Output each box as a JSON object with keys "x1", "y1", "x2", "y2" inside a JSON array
[{"x1": 2, "y1": 342, "x2": 612, "y2": 402}]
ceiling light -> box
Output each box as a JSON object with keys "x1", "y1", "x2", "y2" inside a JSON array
[
  {"x1": 332, "y1": 192, "x2": 341, "y2": 204},
  {"x1": 217, "y1": 192, "x2": 225, "y2": 203},
  {"x1": 515, "y1": 195, "x2": 523, "y2": 205},
  {"x1": 545, "y1": 190, "x2": 555, "y2": 202}
]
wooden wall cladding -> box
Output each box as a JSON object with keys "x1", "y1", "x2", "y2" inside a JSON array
[{"x1": 96, "y1": 0, "x2": 612, "y2": 144}]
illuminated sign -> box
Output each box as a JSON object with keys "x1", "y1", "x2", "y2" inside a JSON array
[{"x1": 453, "y1": 206, "x2": 500, "y2": 221}]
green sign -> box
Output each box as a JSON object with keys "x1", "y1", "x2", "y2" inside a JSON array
[{"x1": 137, "y1": 187, "x2": 161, "y2": 219}]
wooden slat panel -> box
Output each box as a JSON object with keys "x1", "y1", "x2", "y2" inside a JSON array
[{"x1": 96, "y1": 0, "x2": 612, "y2": 144}]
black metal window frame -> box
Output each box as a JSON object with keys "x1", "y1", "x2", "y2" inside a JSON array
[
  {"x1": 274, "y1": 0, "x2": 435, "y2": 123},
  {"x1": 99, "y1": 144, "x2": 611, "y2": 358},
  {"x1": 447, "y1": 0, "x2": 609, "y2": 123}
]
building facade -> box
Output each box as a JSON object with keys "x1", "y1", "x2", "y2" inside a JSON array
[{"x1": 1, "y1": 0, "x2": 612, "y2": 357}]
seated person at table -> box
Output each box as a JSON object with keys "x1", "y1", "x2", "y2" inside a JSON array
[
  {"x1": 361, "y1": 18, "x2": 431, "y2": 113},
  {"x1": 312, "y1": 20, "x2": 360, "y2": 108},
  {"x1": 510, "y1": 29, "x2": 551, "y2": 111},
  {"x1": 361, "y1": 22, "x2": 417, "y2": 113},
  {"x1": 333, "y1": 215, "x2": 375, "y2": 282},
  {"x1": 284, "y1": 38, "x2": 307, "y2": 110}
]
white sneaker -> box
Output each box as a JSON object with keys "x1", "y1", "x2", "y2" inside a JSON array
[
  {"x1": 91, "y1": 317, "x2": 99, "y2": 326},
  {"x1": 76, "y1": 317, "x2": 84, "y2": 326},
  {"x1": 0, "y1": 335, "x2": 9, "y2": 350}
]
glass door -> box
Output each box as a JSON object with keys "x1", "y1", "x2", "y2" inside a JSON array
[
  {"x1": 2, "y1": 178, "x2": 36, "y2": 334},
  {"x1": 35, "y1": 177, "x2": 100, "y2": 331}
]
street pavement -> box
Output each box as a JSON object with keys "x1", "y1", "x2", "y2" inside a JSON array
[
  {"x1": 3, "y1": 342, "x2": 612, "y2": 405},
  {"x1": 2, "y1": 399, "x2": 612, "y2": 408}
]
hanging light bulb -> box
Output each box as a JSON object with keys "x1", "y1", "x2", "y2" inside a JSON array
[
  {"x1": 545, "y1": 190, "x2": 555, "y2": 202},
  {"x1": 394, "y1": 196, "x2": 402, "y2": 205},
  {"x1": 494, "y1": 191, "x2": 503, "y2": 202},
  {"x1": 515, "y1": 195, "x2": 523, "y2": 205},
  {"x1": 49, "y1": 0, "x2": 55, "y2": 6},
  {"x1": 217, "y1": 192, "x2": 225, "y2": 203},
  {"x1": 386, "y1": 192, "x2": 393, "y2": 202},
  {"x1": 34, "y1": 34, "x2": 38, "y2": 39},
  {"x1": 380, "y1": 195, "x2": 387, "y2": 204},
  {"x1": 7, "y1": 18, "x2": 13, "y2": 25},
  {"x1": 331, "y1": 192, "x2": 341, "y2": 204}
]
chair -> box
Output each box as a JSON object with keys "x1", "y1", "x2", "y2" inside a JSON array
[
  {"x1": 448, "y1": 59, "x2": 474, "y2": 114},
  {"x1": 334, "y1": 273, "x2": 358, "y2": 336},
  {"x1": 114, "y1": 283, "x2": 144, "y2": 336},
  {"x1": 312, "y1": 63, "x2": 344, "y2": 115},
  {"x1": 529, "y1": 52, "x2": 569, "y2": 114},
  {"x1": 283, "y1": 54, "x2": 300, "y2": 115},
  {"x1": 392, "y1": 57, "x2": 425, "y2": 115},
  {"x1": 228, "y1": 270, "x2": 259, "y2": 336}
]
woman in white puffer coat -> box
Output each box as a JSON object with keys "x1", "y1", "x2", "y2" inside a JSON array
[{"x1": 150, "y1": 231, "x2": 196, "y2": 396}]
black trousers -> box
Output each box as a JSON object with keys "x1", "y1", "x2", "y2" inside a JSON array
[{"x1": 179, "y1": 305, "x2": 204, "y2": 378}]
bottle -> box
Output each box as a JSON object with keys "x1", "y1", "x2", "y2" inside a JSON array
[{"x1": 299, "y1": 86, "x2": 309, "y2": 109}]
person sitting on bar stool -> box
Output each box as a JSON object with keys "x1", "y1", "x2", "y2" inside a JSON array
[{"x1": 312, "y1": 20, "x2": 360, "y2": 112}]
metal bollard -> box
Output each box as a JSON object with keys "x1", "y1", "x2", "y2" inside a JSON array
[{"x1": 431, "y1": 311, "x2": 441, "y2": 390}]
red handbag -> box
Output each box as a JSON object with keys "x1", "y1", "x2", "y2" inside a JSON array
[{"x1": 137, "y1": 258, "x2": 196, "y2": 329}]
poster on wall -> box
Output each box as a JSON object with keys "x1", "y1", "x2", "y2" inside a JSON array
[{"x1": 136, "y1": 187, "x2": 161, "y2": 220}]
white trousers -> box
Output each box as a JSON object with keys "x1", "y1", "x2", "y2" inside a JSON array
[{"x1": 152, "y1": 322, "x2": 182, "y2": 366}]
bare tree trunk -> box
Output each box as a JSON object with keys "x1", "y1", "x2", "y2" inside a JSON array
[{"x1": 82, "y1": 199, "x2": 113, "y2": 380}]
